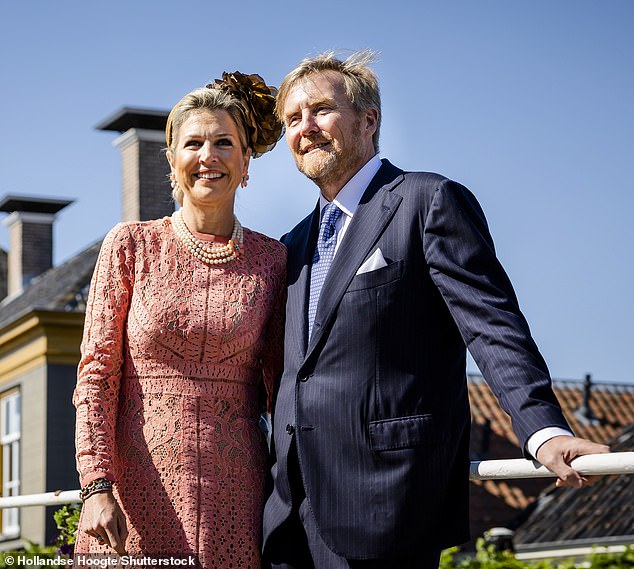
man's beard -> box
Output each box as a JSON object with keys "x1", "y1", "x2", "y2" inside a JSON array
[
  {"x1": 295, "y1": 121, "x2": 365, "y2": 190},
  {"x1": 296, "y1": 145, "x2": 339, "y2": 182}
]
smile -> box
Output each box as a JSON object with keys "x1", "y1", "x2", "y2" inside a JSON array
[
  {"x1": 196, "y1": 172, "x2": 223, "y2": 180},
  {"x1": 301, "y1": 142, "x2": 330, "y2": 154}
]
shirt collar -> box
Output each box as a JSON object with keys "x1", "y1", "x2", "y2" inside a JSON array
[{"x1": 319, "y1": 154, "x2": 382, "y2": 217}]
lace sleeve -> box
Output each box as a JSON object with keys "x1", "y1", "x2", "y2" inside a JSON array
[
  {"x1": 73, "y1": 223, "x2": 135, "y2": 486},
  {"x1": 261, "y1": 247, "x2": 287, "y2": 413}
]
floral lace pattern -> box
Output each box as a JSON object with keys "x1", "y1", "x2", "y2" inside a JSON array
[{"x1": 74, "y1": 218, "x2": 286, "y2": 568}]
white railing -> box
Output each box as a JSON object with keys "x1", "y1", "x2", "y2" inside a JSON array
[
  {"x1": 470, "y1": 450, "x2": 634, "y2": 480},
  {"x1": 0, "y1": 489, "x2": 80, "y2": 508},
  {"x1": 1, "y1": 452, "x2": 633, "y2": 509}
]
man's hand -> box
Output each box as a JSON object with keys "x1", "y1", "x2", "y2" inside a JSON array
[
  {"x1": 81, "y1": 491, "x2": 128, "y2": 555},
  {"x1": 535, "y1": 435, "x2": 610, "y2": 488}
]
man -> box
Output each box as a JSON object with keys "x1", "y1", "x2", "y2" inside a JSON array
[{"x1": 262, "y1": 50, "x2": 608, "y2": 569}]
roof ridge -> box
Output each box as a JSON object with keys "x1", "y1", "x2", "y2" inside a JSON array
[
  {"x1": 468, "y1": 373, "x2": 634, "y2": 391},
  {"x1": 0, "y1": 238, "x2": 104, "y2": 329}
]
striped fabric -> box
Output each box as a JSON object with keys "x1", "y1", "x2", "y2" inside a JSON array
[
  {"x1": 307, "y1": 202, "x2": 342, "y2": 339},
  {"x1": 264, "y1": 159, "x2": 571, "y2": 561}
]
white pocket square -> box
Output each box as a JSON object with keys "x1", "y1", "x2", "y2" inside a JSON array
[{"x1": 356, "y1": 248, "x2": 388, "y2": 275}]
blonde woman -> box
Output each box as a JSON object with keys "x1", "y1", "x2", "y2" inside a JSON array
[{"x1": 74, "y1": 73, "x2": 285, "y2": 568}]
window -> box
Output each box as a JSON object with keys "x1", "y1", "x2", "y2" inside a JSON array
[{"x1": 1, "y1": 390, "x2": 20, "y2": 537}]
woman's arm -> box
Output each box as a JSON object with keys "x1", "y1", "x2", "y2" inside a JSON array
[{"x1": 73, "y1": 223, "x2": 135, "y2": 552}]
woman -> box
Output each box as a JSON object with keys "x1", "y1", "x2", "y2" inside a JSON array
[{"x1": 73, "y1": 72, "x2": 285, "y2": 568}]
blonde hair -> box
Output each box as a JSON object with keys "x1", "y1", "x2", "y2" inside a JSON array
[
  {"x1": 166, "y1": 87, "x2": 251, "y2": 150},
  {"x1": 165, "y1": 88, "x2": 250, "y2": 205},
  {"x1": 276, "y1": 49, "x2": 381, "y2": 151}
]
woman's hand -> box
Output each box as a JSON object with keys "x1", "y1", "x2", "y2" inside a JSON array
[{"x1": 81, "y1": 491, "x2": 128, "y2": 555}]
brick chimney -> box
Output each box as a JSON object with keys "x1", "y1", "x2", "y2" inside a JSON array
[
  {"x1": 96, "y1": 107, "x2": 173, "y2": 222},
  {"x1": 0, "y1": 248, "x2": 7, "y2": 301},
  {"x1": 0, "y1": 195, "x2": 73, "y2": 297}
]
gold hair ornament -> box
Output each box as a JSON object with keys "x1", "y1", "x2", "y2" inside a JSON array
[{"x1": 208, "y1": 72, "x2": 284, "y2": 157}]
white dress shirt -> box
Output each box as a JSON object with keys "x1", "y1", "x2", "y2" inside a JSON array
[
  {"x1": 317, "y1": 154, "x2": 572, "y2": 458},
  {"x1": 318, "y1": 154, "x2": 382, "y2": 254}
]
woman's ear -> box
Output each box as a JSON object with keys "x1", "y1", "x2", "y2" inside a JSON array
[
  {"x1": 240, "y1": 149, "x2": 253, "y2": 188},
  {"x1": 244, "y1": 147, "x2": 253, "y2": 169}
]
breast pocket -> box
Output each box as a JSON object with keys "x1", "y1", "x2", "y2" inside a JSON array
[
  {"x1": 347, "y1": 260, "x2": 404, "y2": 292},
  {"x1": 368, "y1": 414, "x2": 435, "y2": 452}
]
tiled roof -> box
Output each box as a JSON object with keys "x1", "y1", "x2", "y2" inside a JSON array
[
  {"x1": 0, "y1": 239, "x2": 102, "y2": 329},
  {"x1": 467, "y1": 375, "x2": 634, "y2": 541},
  {"x1": 513, "y1": 424, "x2": 634, "y2": 546}
]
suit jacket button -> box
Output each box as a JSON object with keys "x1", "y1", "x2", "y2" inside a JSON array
[{"x1": 286, "y1": 424, "x2": 295, "y2": 435}]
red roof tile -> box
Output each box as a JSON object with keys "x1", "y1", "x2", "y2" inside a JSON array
[{"x1": 467, "y1": 375, "x2": 634, "y2": 543}]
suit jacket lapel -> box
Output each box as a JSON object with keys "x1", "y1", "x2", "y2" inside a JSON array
[
  {"x1": 285, "y1": 202, "x2": 320, "y2": 360},
  {"x1": 304, "y1": 161, "x2": 404, "y2": 361}
]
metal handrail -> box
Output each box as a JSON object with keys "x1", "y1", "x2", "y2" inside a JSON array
[{"x1": 1, "y1": 452, "x2": 632, "y2": 509}]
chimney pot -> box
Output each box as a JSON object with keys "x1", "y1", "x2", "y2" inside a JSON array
[
  {"x1": 97, "y1": 107, "x2": 173, "y2": 222},
  {"x1": 0, "y1": 195, "x2": 73, "y2": 296},
  {"x1": 574, "y1": 373, "x2": 599, "y2": 425}
]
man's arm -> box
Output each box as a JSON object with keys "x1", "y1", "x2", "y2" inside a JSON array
[{"x1": 422, "y1": 177, "x2": 609, "y2": 478}]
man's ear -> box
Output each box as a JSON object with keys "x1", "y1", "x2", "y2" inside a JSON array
[{"x1": 365, "y1": 108, "x2": 379, "y2": 138}]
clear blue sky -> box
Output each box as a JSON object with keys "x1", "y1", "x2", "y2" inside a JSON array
[{"x1": 1, "y1": 1, "x2": 632, "y2": 384}]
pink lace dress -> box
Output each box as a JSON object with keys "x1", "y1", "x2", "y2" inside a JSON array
[{"x1": 73, "y1": 217, "x2": 286, "y2": 568}]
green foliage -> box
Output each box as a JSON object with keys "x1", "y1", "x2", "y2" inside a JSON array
[
  {"x1": 586, "y1": 546, "x2": 634, "y2": 569},
  {"x1": 0, "y1": 541, "x2": 57, "y2": 567},
  {"x1": 0, "y1": 504, "x2": 81, "y2": 567},
  {"x1": 439, "y1": 539, "x2": 634, "y2": 569},
  {"x1": 53, "y1": 503, "x2": 81, "y2": 555}
]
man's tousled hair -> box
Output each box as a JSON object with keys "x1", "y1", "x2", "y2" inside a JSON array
[{"x1": 276, "y1": 49, "x2": 381, "y2": 151}]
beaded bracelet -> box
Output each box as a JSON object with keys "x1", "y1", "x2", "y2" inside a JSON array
[{"x1": 80, "y1": 478, "x2": 113, "y2": 502}]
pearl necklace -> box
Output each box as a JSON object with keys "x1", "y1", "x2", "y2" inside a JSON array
[{"x1": 171, "y1": 210, "x2": 243, "y2": 265}]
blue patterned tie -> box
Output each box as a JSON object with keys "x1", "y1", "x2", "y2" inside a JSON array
[{"x1": 308, "y1": 202, "x2": 343, "y2": 340}]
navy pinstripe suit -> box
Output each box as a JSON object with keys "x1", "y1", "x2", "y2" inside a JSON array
[{"x1": 263, "y1": 159, "x2": 570, "y2": 559}]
